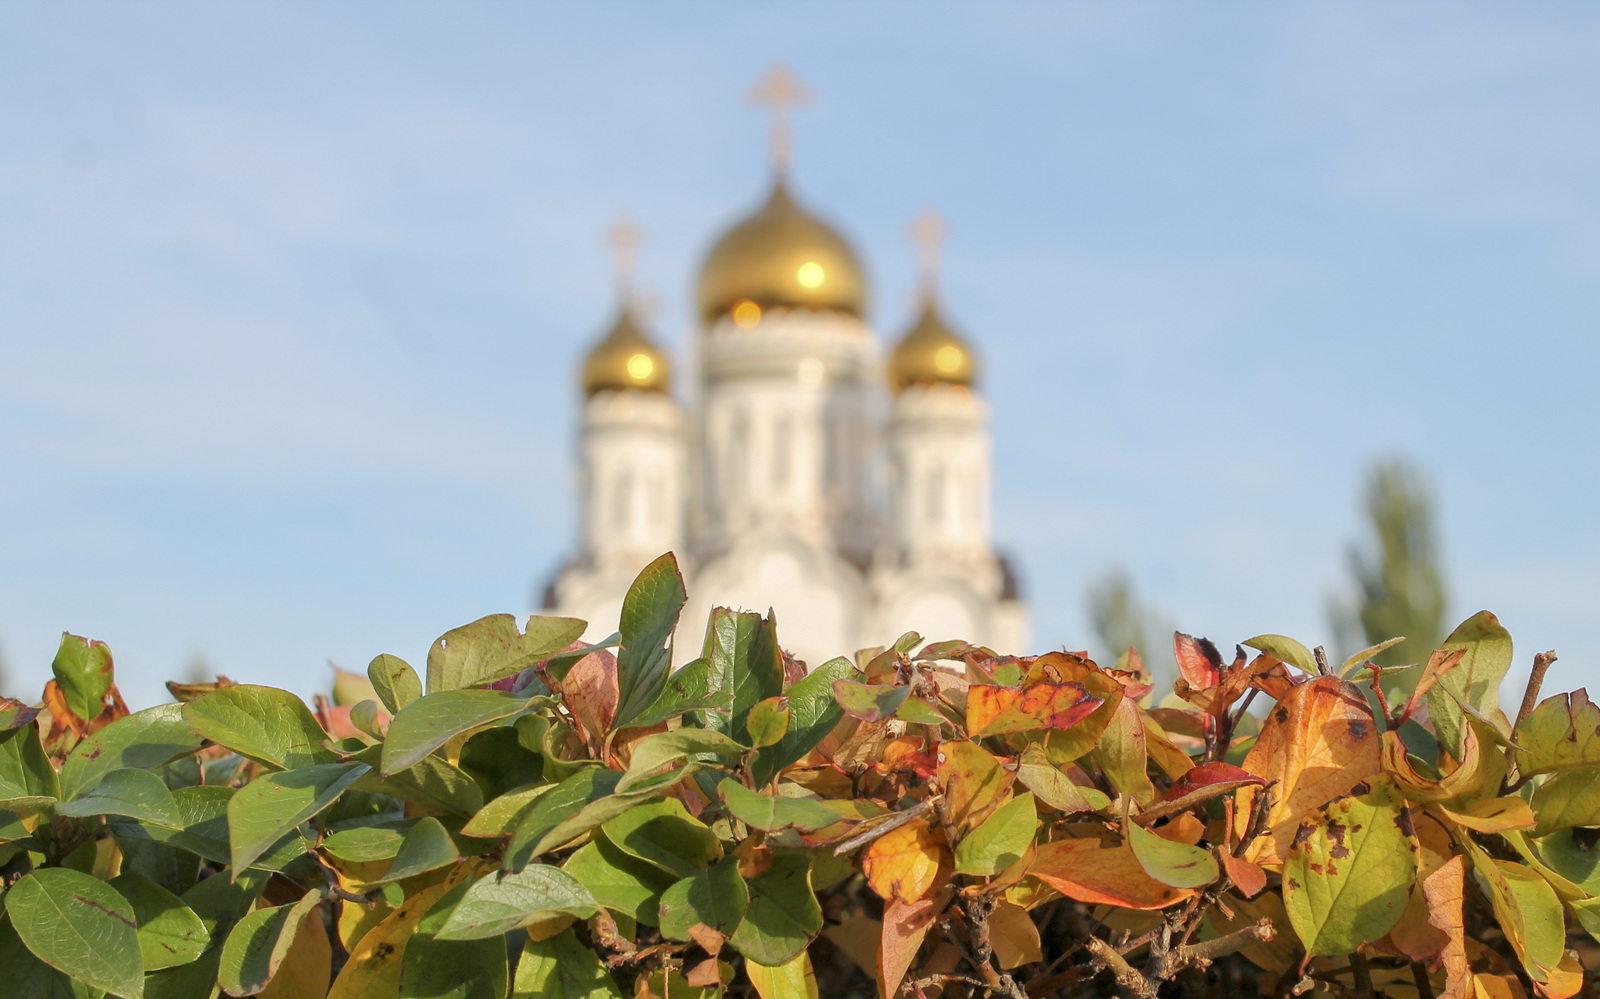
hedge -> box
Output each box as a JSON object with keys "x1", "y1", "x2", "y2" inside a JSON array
[{"x1": 0, "y1": 551, "x2": 1593, "y2": 998}]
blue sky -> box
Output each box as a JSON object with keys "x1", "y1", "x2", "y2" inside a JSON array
[{"x1": 2, "y1": 2, "x2": 1597, "y2": 708}]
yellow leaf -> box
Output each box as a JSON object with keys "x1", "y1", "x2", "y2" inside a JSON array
[
  {"x1": 987, "y1": 899, "x2": 1042, "y2": 969},
  {"x1": 861, "y1": 819, "x2": 943, "y2": 903},
  {"x1": 1438, "y1": 797, "x2": 1536, "y2": 834},
  {"x1": 338, "y1": 897, "x2": 392, "y2": 953},
  {"x1": 328, "y1": 862, "x2": 476, "y2": 999},
  {"x1": 745, "y1": 951, "x2": 819, "y2": 999},
  {"x1": 935, "y1": 741, "x2": 1013, "y2": 831},
  {"x1": 1030, "y1": 837, "x2": 1193, "y2": 910},
  {"x1": 260, "y1": 905, "x2": 332, "y2": 999}
]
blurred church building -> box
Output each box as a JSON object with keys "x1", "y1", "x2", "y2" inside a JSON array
[{"x1": 542, "y1": 67, "x2": 1029, "y2": 667}]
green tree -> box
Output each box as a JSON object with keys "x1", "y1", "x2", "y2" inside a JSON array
[
  {"x1": 1087, "y1": 568, "x2": 1175, "y2": 693},
  {"x1": 1333, "y1": 458, "x2": 1447, "y2": 684}
]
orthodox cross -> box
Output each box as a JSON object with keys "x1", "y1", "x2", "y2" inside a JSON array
[
  {"x1": 745, "y1": 63, "x2": 814, "y2": 176},
  {"x1": 910, "y1": 207, "x2": 946, "y2": 298},
  {"x1": 607, "y1": 216, "x2": 640, "y2": 302}
]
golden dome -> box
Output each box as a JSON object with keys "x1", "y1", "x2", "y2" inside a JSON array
[
  {"x1": 889, "y1": 298, "x2": 978, "y2": 393},
  {"x1": 696, "y1": 180, "x2": 867, "y2": 324},
  {"x1": 581, "y1": 307, "x2": 670, "y2": 396}
]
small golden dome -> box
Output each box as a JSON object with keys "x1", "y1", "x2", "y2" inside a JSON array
[
  {"x1": 581, "y1": 307, "x2": 671, "y2": 396},
  {"x1": 889, "y1": 298, "x2": 978, "y2": 393},
  {"x1": 696, "y1": 180, "x2": 867, "y2": 324}
]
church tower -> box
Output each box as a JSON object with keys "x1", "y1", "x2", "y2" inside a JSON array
[
  {"x1": 546, "y1": 221, "x2": 686, "y2": 636},
  {"x1": 873, "y1": 210, "x2": 1029, "y2": 651},
  {"x1": 679, "y1": 65, "x2": 882, "y2": 667}
]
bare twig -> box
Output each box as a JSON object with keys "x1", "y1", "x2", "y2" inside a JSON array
[
  {"x1": 832, "y1": 795, "x2": 940, "y2": 854},
  {"x1": 1349, "y1": 951, "x2": 1375, "y2": 999},
  {"x1": 1503, "y1": 650, "x2": 1557, "y2": 792},
  {"x1": 1085, "y1": 936, "x2": 1157, "y2": 999},
  {"x1": 1179, "y1": 918, "x2": 1274, "y2": 967},
  {"x1": 1313, "y1": 646, "x2": 1332, "y2": 677},
  {"x1": 1412, "y1": 960, "x2": 1436, "y2": 999}
]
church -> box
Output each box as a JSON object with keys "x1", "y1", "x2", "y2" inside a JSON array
[{"x1": 542, "y1": 67, "x2": 1029, "y2": 668}]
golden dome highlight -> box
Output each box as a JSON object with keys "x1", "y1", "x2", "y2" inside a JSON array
[
  {"x1": 889, "y1": 299, "x2": 977, "y2": 393},
  {"x1": 582, "y1": 307, "x2": 671, "y2": 396},
  {"x1": 696, "y1": 181, "x2": 867, "y2": 324}
]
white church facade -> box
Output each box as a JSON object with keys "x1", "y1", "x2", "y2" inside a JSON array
[{"x1": 542, "y1": 68, "x2": 1029, "y2": 667}]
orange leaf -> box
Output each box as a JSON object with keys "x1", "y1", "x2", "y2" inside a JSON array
[
  {"x1": 1030, "y1": 837, "x2": 1194, "y2": 910},
  {"x1": 1236, "y1": 676, "x2": 1380, "y2": 864},
  {"x1": 936, "y1": 740, "x2": 1013, "y2": 832},
  {"x1": 1421, "y1": 855, "x2": 1471, "y2": 999},
  {"x1": 966, "y1": 682, "x2": 1101, "y2": 738},
  {"x1": 1173, "y1": 632, "x2": 1222, "y2": 690},
  {"x1": 861, "y1": 819, "x2": 943, "y2": 903},
  {"x1": 878, "y1": 892, "x2": 945, "y2": 999},
  {"x1": 41, "y1": 680, "x2": 86, "y2": 738}
]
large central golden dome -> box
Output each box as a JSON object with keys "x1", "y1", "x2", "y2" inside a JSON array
[{"x1": 696, "y1": 180, "x2": 867, "y2": 325}]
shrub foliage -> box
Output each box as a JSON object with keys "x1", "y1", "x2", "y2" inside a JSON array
[{"x1": 0, "y1": 552, "x2": 1594, "y2": 998}]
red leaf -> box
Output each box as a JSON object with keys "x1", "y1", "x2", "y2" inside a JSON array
[{"x1": 1173, "y1": 632, "x2": 1223, "y2": 690}]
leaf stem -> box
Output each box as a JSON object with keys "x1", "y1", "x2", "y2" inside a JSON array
[{"x1": 1503, "y1": 650, "x2": 1557, "y2": 791}]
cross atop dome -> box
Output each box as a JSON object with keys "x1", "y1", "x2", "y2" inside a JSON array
[
  {"x1": 606, "y1": 215, "x2": 641, "y2": 302},
  {"x1": 909, "y1": 207, "x2": 946, "y2": 299},
  {"x1": 745, "y1": 63, "x2": 814, "y2": 176}
]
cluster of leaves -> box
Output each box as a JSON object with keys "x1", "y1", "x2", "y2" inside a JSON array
[{"x1": 1, "y1": 552, "x2": 1597, "y2": 998}]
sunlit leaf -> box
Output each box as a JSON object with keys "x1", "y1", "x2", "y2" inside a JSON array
[
  {"x1": 218, "y1": 891, "x2": 322, "y2": 997},
  {"x1": 728, "y1": 852, "x2": 822, "y2": 966},
  {"x1": 327, "y1": 863, "x2": 474, "y2": 999},
  {"x1": 108, "y1": 872, "x2": 207, "y2": 972},
  {"x1": 379, "y1": 689, "x2": 529, "y2": 776},
  {"x1": 831, "y1": 680, "x2": 909, "y2": 722},
  {"x1": 1014, "y1": 743, "x2": 1109, "y2": 814},
  {"x1": 60, "y1": 704, "x2": 205, "y2": 800},
  {"x1": 436, "y1": 865, "x2": 597, "y2": 940},
  {"x1": 426, "y1": 612, "x2": 586, "y2": 694},
  {"x1": 562, "y1": 837, "x2": 673, "y2": 925},
  {"x1": 745, "y1": 696, "x2": 790, "y2": 748},
  {"x1": 750, "y1": 656, "x2": 856, "y2": 786},
  {"x1": 1241, "y1": 634, "x2": 1316, "y2": 676},
  {"x1": 719, "y1": 778, "x2": 837, "y2": 833},
  {"x1": 658, "y1": 857, "x2": 747, "y2": 941},
  {"x1": 936, "y1": 739, "x2": 1013, "y2": 832},
  {"x1": 1427, "y1": 611, "x2": 1514, "y2": 756},
  {"x1": 227, "y1": 762, "x2": 369, "y2": 872},
  {"x1": 614, "y1": 728, "x2": 743, "y2": 793},
  {"x1": 1126, "y1": 818, "x2": 1218, "y2": 889},
  {"x1": 612, "y1": 554, "x2": 688, "y2": 731},
  {"x1": 52, "y1": 632, "x2": 116, "y2": 725},
  {"x1": 511, "y1": 927, "x2": 624, "y2": 999},
  {"x1": 1515, "y1": 688, "x2": 1600, "y2": 780},
  {"x1": 1030, "y1": 837, "x2": 1194, "y2": 910},
  {"x1": 745, "y1": 950, "x2": 819, "y2": 999},
  {"x1": 58, "y1": 767, "x2": 182, "y2": 828},
  {"x1": 954, "y1": 792, "x2": 1036, "y2": 876},
  {"x1": 367, "y1": 654, "x2": 421, "y2": 715},
  {"x1": 862, "y1": 818, "x2": 943, "y2": 902},
  {"x1": 398, "y1": 868, "x2": 507, "y2": 999},
  {"x1": 966, "y1": 681, "x2": 1101, "y2": 738},
  {"x1": 599, "y1": 796, "x2": 722, "y2": 878},
  {"x1": 1284, "y1": 778, "x2": 1417, "y2": 959},
  {"x1": 183, "y1": 685, "x2": 337, "y2": 771}
]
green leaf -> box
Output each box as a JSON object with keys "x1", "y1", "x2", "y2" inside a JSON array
[
  {"x1": 1515, "y1": 689, "x2": 1600, "y2": 780},
  {"x1": 0, "y1": 721, "x2": 60, "y2": 815},
  {"x1": 728, "y1": 851, "x2": 821, "y2": 966},
  {"x1": 896, "y1": 697, "x2": 946, "y2": 727},
  {"x1": 437, "y1": 865, "x2": 598, "y2": 940},
  {"x1": 953, "y1": 792, "x2": 1037, "y2": 876},
  {"x1": 1467, "y1": 844, "x2": 1567, "y2": 978},
  {"x1": 1125, "y1": 819, "x2": 1218, "y2": 889},
  {"x1": 1338, "y1": 637, "x2": 1407, "y2": 677},
  {"x1": 351, "y1": 745, "x2": 484, "y2": 817},
  {"x1": 227, "y1": 762, "x2": 369, "y2": 872},
  {"x1": 502, "y1": 769, "x2": 622, "y2": 866},
  {"x1": 1241, "y1": 634, "x2": 1316, "y2": 676},
  {"x1": 58, "y1": 768, "x2": 181, "y2": 828},
  {"x1": 745, "y1": 696, "x2": 790, "y2": 749},
  {"x1": 1284, "y1": 778, "x2": 1416, "y2": 958},
  {"x1": 380, "y1": 689, "x2": 529, "y2": 776},
  {"x1": 1533, "y1": 827, "x2": 1600, "y2": 894},
  {"x1": 831, "y1": 679, "x2": 909, "y2": 722},
  {"x1": 612, "y1": 553, "x2": 689, "y2": 730},
  {"x1": 601, "y1": 797, "x2": 723, "y2": 878},
  {"x1": 700, "y1": 606, "x2": 783, "y2": 741},
  {"x1": 367, "y1": 653, "x2": 422, "y2": 715},
  {"x1": 399, "y1": 873, "x2": 508, "y2": 999},
  {"x1": 1530, "y1": 765, "x2": 1600, "y2": 836},
  {"x1": 426, "y1": 613, "x2": 586, "y2": 694},
  {"x1": 0, "y1": 913, "x2": 101, "y2": 999},
  {"x1": 128, "y1": 785, "x2": 301, "y2": 871},
  {"x1": 321, "y1": 825, "x2": 406, "y2": 863},
  {"x1": 7, "y1": 867, "x2": 145, "y2": 998},
  {"x1": 52, "y1": 632, "x2": 115, "y2": 723},
  {"x1": 370, "y1": 816, "x2": 461, "y2": 885},
  {"x1": 106, "y1": 872, "x2": 207, "y2": 972},
  {"x1": 750, "y1": 656, "x2": 857, "y2": 787},
  {"x1": 61, "y1": 704, "x2": 205, "y2": 800},
  {"x1": 616, "y1": 728, "x2": 744, "y2": 793},
  {"x1": 217, "y1": 890, "x2": 321, "y2": 996},
  {"x1": 562, "y1": 837, "x2": 674, "y2": 925},
  {"x1": 182, "y1": 685, "x2": 336, "y2": 771},
  {"x1": 623, "y1": 657, "x2": 730, "y2": 732},
  {"x1": 1426, "y1": 610, "x2": 1514, "y2": 756},
  {"x1": 512, "y1": 927, "x2": 624, "y2": 999},
  {"x1": 1014, "y1": 743, "x2": 1110, "y2": 814},
  {"x1": 718, "y1": 779, "x2": 837, "y2": 833},
  {"x1": 658, "y1": 857, "x2": 748, "y2": 941},
  {"x1": 461, "y1": 782, "x2": 551, "y2": 838}
]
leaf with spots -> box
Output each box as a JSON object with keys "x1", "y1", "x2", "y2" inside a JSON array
[
  {"x1": 5, "y1": 867, "x2": 145, "y2": 999},
  {"x1": 1236, "y1": 675, "x2": 1381, "y2": 865},
  {"x1": 1283, "y1": 777, "x2": 1417, "y2": 961},
  {"x1": 936, "y1": 740, "x2": 1013, "y2": 832},
  {"x1": 965, "y1": 681, "x2": 1102, "y2": 738},
  {"x1": 327, "y1": 863, "x2": 476, "y2": 999}
]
